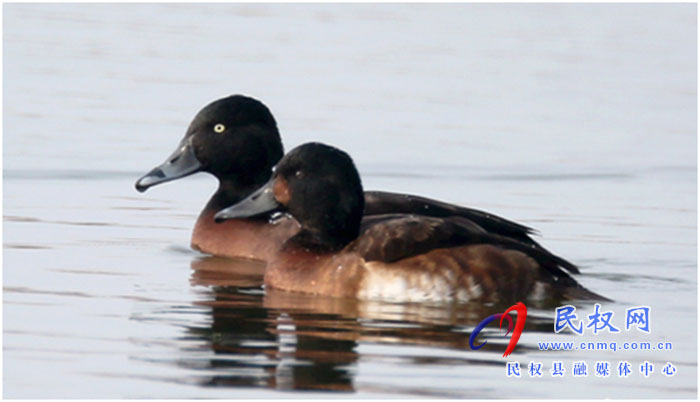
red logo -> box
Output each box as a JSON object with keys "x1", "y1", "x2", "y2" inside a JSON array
[{"x1": 469, "y1": 302, "x2": 527, "y2": 357}]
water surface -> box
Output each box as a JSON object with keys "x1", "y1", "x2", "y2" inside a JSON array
[{"x1": 3, "y1": 3, "x2": 697, "y2": 398}]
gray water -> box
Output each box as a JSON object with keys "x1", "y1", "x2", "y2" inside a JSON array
[{"x1": 3, "y1": 3, "x2": 697, "y2": 398}]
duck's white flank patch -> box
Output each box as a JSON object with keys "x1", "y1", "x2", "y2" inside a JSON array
[
  {"x1": 465, "y1": 276, "x2": 483, "y2": 299},
  {"x1": 527, "y1": 282, "x2": 548, "y2": 301},
  {"x1": 358, "y1": 263, "x2": 461, "y2": 302}
]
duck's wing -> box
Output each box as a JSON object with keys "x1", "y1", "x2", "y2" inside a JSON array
[
  {"x1": 364, "y1": 190, "x2": 535, "y2": 238},
  {"x1": 355, "y1": 214, "x2": 579, "y2": 282},
  {"x1": 363, "y1": 190, "x2": 579, "y2": 274}
]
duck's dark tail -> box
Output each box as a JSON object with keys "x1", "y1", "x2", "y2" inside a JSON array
[{"x1": 564, "y1": 284, "x2": 612, "y2": 302}]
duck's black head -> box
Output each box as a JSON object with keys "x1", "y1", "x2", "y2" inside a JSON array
[
  {"x1": 215, "y1": 142, "x2": 365, "y2": 251},
  {"x1": 135, "y1": 95, "x2": 283, "y2": 198}
]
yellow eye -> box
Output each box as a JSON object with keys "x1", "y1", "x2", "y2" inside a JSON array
[{"x1": 213, "y1": 123, "x2": 226, "y2": 133}]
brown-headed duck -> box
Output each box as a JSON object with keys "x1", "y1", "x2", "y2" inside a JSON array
[{"x1": 214, "y1": 142, "x2": 605, "y2": 302}]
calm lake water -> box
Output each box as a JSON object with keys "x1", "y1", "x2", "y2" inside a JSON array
[{"x1": 3, "y1": 3, "x2": 697, "y2": 398}]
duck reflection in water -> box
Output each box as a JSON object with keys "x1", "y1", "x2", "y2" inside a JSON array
[
  {"x1": 188, "y1": 256, "x2": 356, "y2": 391},
  {"x1": 184, "y1": 256, "x2": 555, "y2": 393}
]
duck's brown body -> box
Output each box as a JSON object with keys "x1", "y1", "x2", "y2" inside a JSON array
[
  {"x1": 260, "y1": 214, "x2": 581, "y2": 303},
  {"x1": 264, "y1": 243, "x2": 552, "y2": 303},
  {"x1": 192, "y1": 209, "x2": 299, "y2": 261}
]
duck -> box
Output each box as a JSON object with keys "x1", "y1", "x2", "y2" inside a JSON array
[
  {"x1": 214, "y1": 142, "x2": 605, "y2": 303},
  {"x1": 135, "y1": 95, "x2": 297, "y2": 260},
  {"x1": 135, "y1": 95, "x2": 576, "y2": 272}
]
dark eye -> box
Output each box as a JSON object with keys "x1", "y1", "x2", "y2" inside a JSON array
[
  {"x1": 213, "y1": 123, "x2": 226, "y2": 133},
  {"x1": 295, "y1": 170, "x2": 303, "y2": 178}
]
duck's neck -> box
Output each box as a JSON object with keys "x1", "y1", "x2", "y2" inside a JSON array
[{"x1": 286, "y1": 203, "x2": 365, "y2": 252}]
